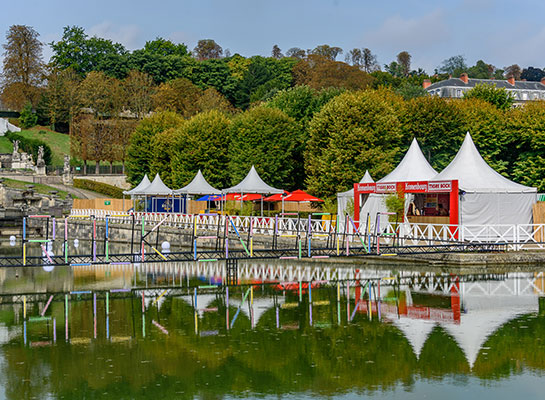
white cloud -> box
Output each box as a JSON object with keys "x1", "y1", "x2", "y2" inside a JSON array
[
  {"x1": 366, "y1": 9, "x2": 449, "y2": 53},
  {"x1": 88, "y1": 22, "x2": 142, "y2": 49}
]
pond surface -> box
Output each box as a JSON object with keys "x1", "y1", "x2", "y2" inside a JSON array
[{"x1": 0, "y1": 260, "x2": 544, "y2": 399}]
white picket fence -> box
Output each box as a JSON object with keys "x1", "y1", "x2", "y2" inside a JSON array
[{"x1": 69, "y1": 209, "x2": 545, "y2": 250}]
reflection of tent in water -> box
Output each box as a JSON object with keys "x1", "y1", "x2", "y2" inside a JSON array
[
  {"x1": 229, "y1": 296, "x2": 284, "y2": 324},
  {"x1": 392, "y1": 317, "x2": 436, "y2": 358},
  {"x1": 441, "y1": 295, "x2": 538, "y2": 368}
]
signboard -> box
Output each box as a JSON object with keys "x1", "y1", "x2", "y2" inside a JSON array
[
  {"x1": 356, "y1": 180, "x2": 453, "y2": 194},
  {"x1": 104, "y1": 200, "x2": 111, "y2": 205}
]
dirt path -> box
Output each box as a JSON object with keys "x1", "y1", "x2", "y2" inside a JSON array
[{"x1": 48, "y1": 183, "x2": 103, "y2": 199}]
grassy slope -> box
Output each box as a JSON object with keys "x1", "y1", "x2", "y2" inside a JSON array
[
  {"x1": 2, "y1": 178, "x2": 71, "y2": 199},
  {"x1": 0, "y1": 136, "x2": 12, "y2": 153},
  {"x1": 17, "y1": 127, "x2": 70, "y2": 166}
]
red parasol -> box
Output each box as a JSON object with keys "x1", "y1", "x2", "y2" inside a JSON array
[
  {"x1": 263, "y1": 191, "x2": 289, "y2": 201},
  {"x1": 283, "y1": 189, "x2": 323, "y2": 202}
]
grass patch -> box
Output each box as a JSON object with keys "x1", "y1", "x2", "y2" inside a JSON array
[
  {"x1": 0, "y1": 136, "x2": 12, "y2": 153},
  {"x1": 73, "y1": 179, "x2": 124, "y2": 198},
  {"x1": 2, "y1": 178, "x2": 71, "y2": 199},
  {"x1": 17, "y1": 127, "x2": 70, "y2": 166}
]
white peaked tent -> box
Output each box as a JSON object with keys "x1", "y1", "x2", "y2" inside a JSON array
[
  {"x1": 433, "y1": 133, "x2": 537, "y2": 225},
  {"x1": 223, "y1": 165, "x2": 283, "y2": 194},
  {"x1": 0, "y1": 118, "x2": 20, "y2": 135},
  {"x1": 337, "y1": 170, "x2": 373, "y2": 216},
  {"x1": 139, "y1": 173, "x2": 173, "y2": 196},
  {"x1": 123, "y1": 174, "x2": 151, "y2": 195},
  {"x1": 392, "y1": 318, "x2": 436, "y2": 359},
  {"x1": 357, "y1": 138, "x2": 437, "y2": 227},
  {"x1": 378, "y1": 138, "x2": 438, "y2": 183},
  {"x1": 174, "y1": 170, "x2": 221, "y2": 195}
]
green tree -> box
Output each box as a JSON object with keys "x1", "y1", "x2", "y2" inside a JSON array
[
  {"x1": 437, "y1": 55, "x2": 467, "y2": 76},
  {"x1": 306, "y1": 89, "x2": 405, "y2": 198},
  {"x1": 394, "y1": 82, "x2": 428, "y2": 100},
  {"x1": 510, "y1": 101, "x2": 545, "y2": 190},
  {"x1": 463, "y1": 83, "x2": 514, "y2": 111},
  {"x1": 228, "y1": 106, "x2": 299, "y2": 189},
  {"x1": 152, "y1": 77, "x2": 202, "y2": 117},
  {"x1": 50, "y1": 26, "x2": 126, "y2": 76},
  {"x1": 18, "y1": 102, "x2": 37, "y2": 128},
  {"x1": 126, "y1": 111, "x2": 184, "y2": 184},
  {"x1": 402, "y1": 96, "x2": 465, "y2": 170},
  {"x1": 468, "y1": 60, "x2": 494, "y2": 79},
  {"x1": 142, "y1": 37, "x2": 188, "y2": 56},
  {"x1": 169, "y1": 110, "x2": 232, "y2": 188},
  {"x1": 454, "y1": 98, "x2": 512, "y2": 175},
  {"x1": 396, "y1": 51, "x2": 411, "y2": 77}
]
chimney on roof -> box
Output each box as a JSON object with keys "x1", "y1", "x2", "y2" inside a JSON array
[
  {"x1": 422, "y1": 79, "x2": 431, "y2": 89},
  {"x1": 540, "y1": 77, "x2": 545, "y2": 86},
  {"x1": 507, "y1": 76, "x2": 515, "y2": 86},
  {"x1": 460, "y1": 73, "x2": 469, "y2": 84}
]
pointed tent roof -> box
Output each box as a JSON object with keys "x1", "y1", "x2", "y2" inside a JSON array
[
  {"x1": 123, "y1": 174, "x2": 151, "y2": 195},
  {"x1": 338, "y1": 170, "x2": 374, "y2": 197},
  {"x1": 223, "y1": 165, "x2": 283, "y2": 194},
  {"x1": 378, "y1": 138, "x2": 438, "y2": 183},
  {"x1": 173, "y1": 170, "x2": 221, "y2": 195},
  {"x1": 139, "y1": 173, "x2": 173, "y2": 195},
  {"x1": 434, "y1": 133, "x2": 536, "y2": 193}
]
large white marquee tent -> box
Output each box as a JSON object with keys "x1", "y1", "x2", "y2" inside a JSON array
[{"x1": 433, "y1": 133, "x2": 536, "y2": 225}]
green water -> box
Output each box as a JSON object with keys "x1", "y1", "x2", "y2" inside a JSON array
[{"x1": 0, "y1": 263, "x2": 543, "y2": 399}]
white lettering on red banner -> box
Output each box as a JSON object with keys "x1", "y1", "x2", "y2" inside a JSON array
[
  {"x1": 404, "y1": 182, "x2": 428, "y2": 192},
  {"x1": 357, "y1": 183, "x2": 376, "y2": 192},
  {"x1": 376, "y1": 183, "x2": 396, "y2": 193},
  {"x1": 428, "y1": 181, "x2": 452, "y2": 192}
]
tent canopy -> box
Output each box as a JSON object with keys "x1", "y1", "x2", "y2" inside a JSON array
[
  {"x1": 173, "y1": 170, "x2": 221, "y2": 195},
  {"x1": 433, "y1": 133, "x2": 536, "y2": 193},
  {"x1": 378, "y1": 138, "x2": 437, "y2": 182},
  {"x1": 284, "y1": 190, "x2": 323, "y2": 202},
  {"x1": 338, "y1": 170, "x2": 374, "y2": 198},
  {"x1": 123, "y1": 174, "x2": 151, "y2": 195},
  {"x1": 138, "y1": 173, "x2": 173, "y2": 196},
  {"x1": 223, "y1": 165, "x2": 283, "y2": 194},
  {"x1": 0, "y1": 118, "x2": 21, "y2": 135}
]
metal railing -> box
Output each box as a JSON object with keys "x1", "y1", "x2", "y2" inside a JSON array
[{"x1": 69, "y1": 209, "x2": 545, "y2": 250}]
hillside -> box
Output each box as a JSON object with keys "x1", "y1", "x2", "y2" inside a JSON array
[{"x1": 17, "y1": 127, "x2": 70, "y2": 166}]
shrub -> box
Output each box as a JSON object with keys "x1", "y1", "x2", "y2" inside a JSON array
[
  {"x1": 6, "y1": 132, "x2": 52, "y2": 165},
  {"x1": 73, "y1": 179, "x2": 124, "y2": 199},
  {"x1": 19, "y1": 102, "x2": 38, "y2": 129}
]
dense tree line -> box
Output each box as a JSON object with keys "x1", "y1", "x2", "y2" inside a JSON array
[
  {"x1": 127, "y1": 85, "x2": 545, "y2": 194},
  {"x1": 3, "y1": 24, "x2": 545, "y2": 187}
]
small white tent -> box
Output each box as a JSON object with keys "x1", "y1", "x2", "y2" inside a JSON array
[
  {"x1": 0, "y1": 118, "x2": 20, "y2": 136},
  {"x1": 433, "y1": 133, "x2": 536, "y2": 225},
  {"x1": 223, "y1": 165, "x2": 283, "y2": 194},
  {"x1": 173, "y1": 170, "x2": 221, "y2": 195},
  {"x1": 139, "y1": 173, "x2": 172, "y2": 196},
  {"x1": 337, "y1": 170, "x2": 373, "y2": 216},
  {"x1": 123, "y1": 174, "x2": 151, "y2": 195},
  {"x1": 356, "y1": 138, "x2": 437, "y2": 227}
]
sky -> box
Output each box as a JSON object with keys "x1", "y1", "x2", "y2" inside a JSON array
[{"x1": 2, "y1": 0, "x2": 545, "y2": 74}]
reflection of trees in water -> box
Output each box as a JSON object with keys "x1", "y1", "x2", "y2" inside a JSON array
[{"x1": 0, "y1": 293, "x2": 543, "y2": 399}]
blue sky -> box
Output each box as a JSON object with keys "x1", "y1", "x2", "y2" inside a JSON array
[{"x1": 2, "y1": 0, "x2": 545, "y2": 73}]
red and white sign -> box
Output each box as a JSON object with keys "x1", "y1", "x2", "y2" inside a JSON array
[
  {"x1": 428, "y1": 181, "x2": 452, "y2": 192},
  {"x1": 375, "y1": 183, "x2": 396, "y2": 193}
]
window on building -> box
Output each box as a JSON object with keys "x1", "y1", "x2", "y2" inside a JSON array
[{"x1": 522, "y1": 92, "x2": 528, "y2": 100}]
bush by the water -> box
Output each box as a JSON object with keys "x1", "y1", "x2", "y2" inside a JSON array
[
  {"x1": 73, "y1": 179, "x2": 124, "y2": 198},
  {"x1": 6, "y1": 132, "x2": 52, "y2": 165}
]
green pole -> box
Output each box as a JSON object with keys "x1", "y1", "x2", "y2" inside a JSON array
[
  {"x1": 298, "y1": 239, "x2": 302, "y2": 259},
  {"x1": 106, "y1": 292, "x2": 109, "y2": 315}
]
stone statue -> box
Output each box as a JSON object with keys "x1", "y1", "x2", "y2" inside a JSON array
[
  {"x1": 63, "y1": 154, "x2": 70, "y2": 174},
  {"x1": 20, "y1": 152, "x2": 28, "y2": 164},
  {"x1": 12, "y1": 140, "x2": 21, "y2": 162},
  {"x1": 37, "y1": 146, "x2": 45, "y2": 167}
]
